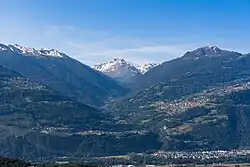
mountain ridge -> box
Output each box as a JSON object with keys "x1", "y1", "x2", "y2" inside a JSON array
[{"x1": 7, "y1": 44, "x2": 64, "y2": 57}]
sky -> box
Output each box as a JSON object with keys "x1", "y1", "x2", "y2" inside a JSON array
[{"x1": 0, "y1": 0, "x2": 250, "y2": 65}]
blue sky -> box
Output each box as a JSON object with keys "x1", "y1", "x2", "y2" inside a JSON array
[{"x1": 0, "y1": 0, "x2": 250, "y2": 65}]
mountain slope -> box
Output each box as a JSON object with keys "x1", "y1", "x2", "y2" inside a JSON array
[
  {"x1": 132, "y1": 46, "x2": 242, "y2": 89},
  {"x1": 0, "y1": 44, "x2": 128, "y2": 106},
  {"x1": 0, "y1": 65, "x2": 161, "y2": 161},
  {"x1": 107, "y1": 46, "x2": 250, "y2": 151}
]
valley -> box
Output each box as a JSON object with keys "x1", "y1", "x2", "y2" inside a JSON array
[{"x1": 1, "y1": 43, "x2": 250, "y2": 163}]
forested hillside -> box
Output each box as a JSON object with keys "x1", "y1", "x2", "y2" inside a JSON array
[
  {"x1": 107, "y1": 46, "x2": 250, "y2": 151},
  {"x1": 0, "y1": 64, "x2": 161, "y2": 161}
]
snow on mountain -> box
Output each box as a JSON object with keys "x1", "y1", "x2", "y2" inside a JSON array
[
  {"x1": 0, "y1": 46, "x2": 7, "y2": 51},
  {"x1": 94, "y1": 58, "x2": 141, "y2": 74},
  {"x1": 93, "y1": 58, "x2": 159, "y2": 83},
  {"x1": 138, "y1": 63, "x2": 159, "y2": 74},
  {"x1": 1, "y1": 44, "x2": 64, "y2": 58},
  {"x1": 93, "y1": 58, "x2": 141, "y2": 83},
  {"x1": 0, "y1": 44, "x2": 10, "y2": 51},
  {"x1": 39, "y1": 48, "x2": 63, "y2": 57},
  {"x1": 9, "y1": 44, "x2": 39, "y2": 55},
  {"x1": 208, "y1": 45, "x2": 221, "y2": 52}
]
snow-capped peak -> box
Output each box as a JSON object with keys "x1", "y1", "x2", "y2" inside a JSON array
[
  {"x1": 94, "y1": 58, "x2": 140, "y2": 74},
  {"x1": 183, "y1": 45, "x2": 225, "y2": 59},
  {"x1": 5, "y1": 44, "x2": 63, "y2": 58},
  {"x1": 93, "y1": 58, "x2": 143, "y2": 83},
  {"x1": 208, "y1": 45, "x2": 217, "y2": 49},
  {"x1": 94, "y1": 58, "x2": 159, "y2": 75},
  {"x1": 204, "y1": 45, "x2": 221, "y2": 53}
]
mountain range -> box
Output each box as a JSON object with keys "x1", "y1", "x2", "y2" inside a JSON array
[
  {"x1": 0, "y1": 46, "x2": 160, "y2": 160},
  {"x1": 2, "y1": 43, "x2": 250, "y2": 161},
  {"x1": 107, "y1": 45, "x2": 250, "y2": 151},
  {"x1": 0, "y1": 44, "x2": 128, "y2": 106}
]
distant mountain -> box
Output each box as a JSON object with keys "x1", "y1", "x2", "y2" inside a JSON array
[
  {"x1": 93, "y1": 58, "x2": 159, "y2": 83},
  {"x1": 93, "y1": 58, "x2": 142, "y2": 83},
  {"x1": 107, "y1": 45, "x2": 250, "y2": 151},
  {"x1": 0, "y1": 44, "x2": 128, "y2": 106}
]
